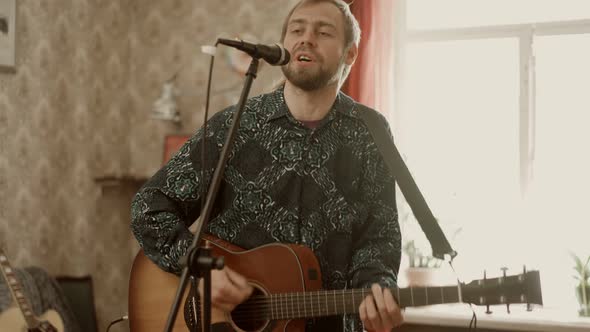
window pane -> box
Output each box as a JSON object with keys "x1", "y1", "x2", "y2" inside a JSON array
[
  {"x1": 528, "y1": 33, "x2": 590, "y2": 309},
  {"x1": 407, "y1": 0, "x2": 590, "y2": 30},
  {"x1": 400, "y1": 38, "x2": 520, "y2": 278}
]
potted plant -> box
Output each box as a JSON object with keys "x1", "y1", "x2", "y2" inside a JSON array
[
  {"x1": 402, "y1": 239, "x2": 444, "y2": 286},
  {"x1": 404, "y1": 240, "x2": 443, "y2": 269},
  {"x1": 398, "y1": 200, "x2": 461, "y2": 287},
  {"x1": 572, "y1": 253, "x2": 589, "y2": 317}
]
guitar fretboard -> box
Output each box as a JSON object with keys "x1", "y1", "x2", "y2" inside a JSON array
[
  {"x1": 233, "y1": 285, "x2": 462, "y2": 321},
  {"x1": 0, "y1": 252, "x2": 37, "y2": 328}
]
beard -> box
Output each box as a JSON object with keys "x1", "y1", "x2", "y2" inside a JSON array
[{"x1": 281, "y1": 54, "x2": 345, "y2": 91}]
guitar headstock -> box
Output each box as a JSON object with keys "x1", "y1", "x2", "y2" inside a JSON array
[{"x1": 462, "y1": 269, "x2": 543, "y2": 309}]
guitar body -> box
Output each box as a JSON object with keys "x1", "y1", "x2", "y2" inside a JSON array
[
  {"x1": 129, "y1": 235, "x2": 544, "y2": 332},
  {"x1": 0, "y1": 306, "x2": 64, "y2": 332},
  {"x1": 128, "y1": 248, "x2": 192, "y2": 332},
  {"x1": 128, "y1": 235, "x2": 323, "y2": 332}
]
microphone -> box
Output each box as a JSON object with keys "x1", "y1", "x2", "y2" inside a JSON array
[{"x1": 217, "y1": 38, "x2": 290, "y2": 66}]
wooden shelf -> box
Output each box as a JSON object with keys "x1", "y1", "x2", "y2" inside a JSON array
[{"x1": 94, "y1": 175, "x2": 148, "y2": 188}]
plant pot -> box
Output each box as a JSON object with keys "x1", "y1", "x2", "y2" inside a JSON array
[
  {"x1": 576, "y1": 284, "x2": 590, "y2": 317},
  {"x1": 405, "y1": 267, "x2": 435, "y2": 287}
]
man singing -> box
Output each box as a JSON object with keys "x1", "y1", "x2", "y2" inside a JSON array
[{"x1": 131, "y1": 1, "x2": 403, "y2": 330}]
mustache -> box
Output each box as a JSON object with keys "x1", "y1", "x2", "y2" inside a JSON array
[{"x1": 292, "y1": 46, "x2": 321, "y2": 60}]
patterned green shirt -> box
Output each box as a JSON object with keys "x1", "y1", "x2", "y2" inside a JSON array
[{"x1": 131, "y1": 87, "x2": 401, "y2": 331}]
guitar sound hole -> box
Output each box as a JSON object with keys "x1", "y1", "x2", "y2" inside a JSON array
[{"x1": 231, "y1": 286, "x2": 270, "y2": 332}]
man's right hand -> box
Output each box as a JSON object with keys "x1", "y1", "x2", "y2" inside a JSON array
[{"x1": 199, "y1": 267, "x2": 254, "y2": 323}]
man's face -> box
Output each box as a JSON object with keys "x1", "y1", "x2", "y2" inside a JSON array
[{"x1": 281, "y1": 2, "x2": 354, "y2": 91}]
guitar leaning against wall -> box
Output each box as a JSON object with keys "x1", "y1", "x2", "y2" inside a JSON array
[
  {"x1": 0, "y1": 249, "x2": 63, "y2": 332},
  {"x1": 128, "y1": 234, "x2": 543, "y2": 332}
]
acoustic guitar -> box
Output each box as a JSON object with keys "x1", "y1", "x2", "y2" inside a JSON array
[
  {"x1": 0, "y1": 249, "x2": 64, "y2": 332},
  {"x1": 129, "y1": 235, "x2": 543, "y2": 332}
]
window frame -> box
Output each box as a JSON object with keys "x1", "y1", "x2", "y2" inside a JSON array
[
  {"x1": 394, "y1": 1, "x2": 590, "y2": 197},
  {"x1": 392, "y1": 0, "x2": 590, "y2": 310}
]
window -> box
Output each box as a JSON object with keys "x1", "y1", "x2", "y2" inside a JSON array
[
  {"x1": 394, "y1": 0, "x2": 590, "y2": 313},
  {"x1": 407, "y1": 0, "x2": 590, "y2": 30}
]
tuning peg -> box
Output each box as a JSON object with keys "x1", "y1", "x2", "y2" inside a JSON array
[
  {"x1": 484, "y1": 270, "x2": 492, "y2": 314},
  {"x1": 501, "y1": 267, "x2": 508, "y2": 277},
  {"x1": 523, "y1": 265, "x2": 533, "y2": 311},
  {"x1": 498, "y1": 267, "x2": 508, "y2": 286},
  {"x1": 500, "y1": 268, "x2": 510, "y2": 313}
]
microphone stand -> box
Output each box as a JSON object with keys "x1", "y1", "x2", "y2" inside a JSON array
[{"x1": 163, "y1": 56, "x2": 261, "y2": 332}]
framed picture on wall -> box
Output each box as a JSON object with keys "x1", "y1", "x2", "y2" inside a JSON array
[{"x1": 0, "y1": 0, "x2": 16, "y2": 72}]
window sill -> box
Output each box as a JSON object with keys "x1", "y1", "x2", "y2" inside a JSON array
[
  {"x1": 94, "y1": 175, "x2": 148, "y2": 195},
  {"x1": 94, "y1": 175, "x2": 147, "y2": 187},
  {"x1": 403, "y1": 304, "x2": 590, "y2": 332}
]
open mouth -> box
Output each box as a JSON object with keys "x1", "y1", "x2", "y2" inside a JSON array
[{"x1": 297, "y1": 55, "x2": 312, "y2": 62}]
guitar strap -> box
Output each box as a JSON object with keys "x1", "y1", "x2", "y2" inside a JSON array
[{"x1": 355, "y1": 102, "x2": 457, "y2": 260}]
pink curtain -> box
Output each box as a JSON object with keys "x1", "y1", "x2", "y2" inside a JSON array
[{"x1": 343, "y1": 0, "x2": 395, "y2": 117}]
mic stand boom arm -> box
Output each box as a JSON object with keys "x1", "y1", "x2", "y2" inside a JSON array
[{"x1": 162, "y1": 57, "x2": 261, "y2": 332}]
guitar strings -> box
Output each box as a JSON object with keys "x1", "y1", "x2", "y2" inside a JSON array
[
  {"x1": 235, "y1": 288, "x2": 371, "y2": 305},
  {"x1": 225, "y1": 286, "x2": 460, "y2": 322},
  {"x1": 227, "y1": 289, "x2": 372, "y2": 322},
  {"x1": 227, "y1": 284, "x2": 379, "y2": 321},
  {"x1": 230, "y1": 300, "x2": 358, "y2": 315},
  {"x1": 231, "y1": 301, "x2": 361, "y2": 311},
  {"x1": 232, "y1": 287, "x2": 423, "y2": 304},
  {"x1": 233, "y1": 285, "x2": 445, "y2": 307}
]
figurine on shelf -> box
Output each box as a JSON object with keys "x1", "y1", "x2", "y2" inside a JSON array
[{"x1": 152, "y1": 73, "x2": 181, "y2": 124}]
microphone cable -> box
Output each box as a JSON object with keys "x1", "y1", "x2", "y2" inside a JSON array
[
  {"x1": 200, "y1": 43, "x2": 218, "y2": 216},
  {"x1": 446, "y1": 258, "x2": 478, "y2": 331},
  {"x1": 468, "y1": 307, "x2": 478, "y2": 331},
  {"x1": 105, "y1": 314, "x2": 128, "y2": 332}
]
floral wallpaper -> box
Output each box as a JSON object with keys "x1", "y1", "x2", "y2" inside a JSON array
[
  {"x1": 127, "y1": 0, "x2": 298, "y2": 177},
  {"x1": 0, "y1": 0, "x2": 296, "y2": 330}
]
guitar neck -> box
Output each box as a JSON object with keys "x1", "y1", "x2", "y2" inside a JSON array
[
  {"x1": 237, "y1": 285, "x2": 462, "y2": 320},
  {"x1": 0, "y1": 251, "x2": 38, "y2": 328}
]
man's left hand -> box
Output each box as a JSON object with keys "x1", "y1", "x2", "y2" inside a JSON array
[{"x1": 359, "y1": 283, "x2": 404, "y2": 331}]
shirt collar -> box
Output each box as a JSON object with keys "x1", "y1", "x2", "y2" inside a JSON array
[{"x1": 265, "y1": 86, "x2": 360, "y2": 123}]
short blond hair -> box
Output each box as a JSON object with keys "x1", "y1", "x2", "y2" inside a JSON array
[{"x1": 281, "y1": 0, "x2": 361, "y2": 51}]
